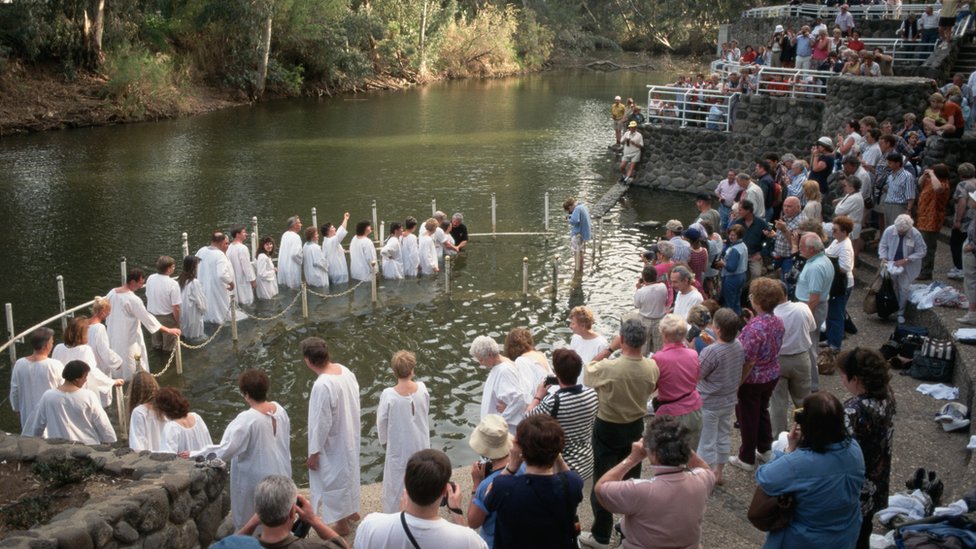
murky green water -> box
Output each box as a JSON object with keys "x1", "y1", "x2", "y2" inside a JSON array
[{"x1": 0, "y1": 69, "x2": 698, "y2": 483}]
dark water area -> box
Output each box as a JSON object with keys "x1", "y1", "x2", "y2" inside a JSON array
[{"x1": 0, "y1": 69, "x2": 699, "y2": 484}]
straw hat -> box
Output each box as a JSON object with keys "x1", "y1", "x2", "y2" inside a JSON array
[{"x1": 469, "y1": 415, "x2": 513, "y2": 459}]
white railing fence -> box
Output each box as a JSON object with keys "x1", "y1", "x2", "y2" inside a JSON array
[
  {"x1": 645, "y1": 86, "x2": 740, "y2": 131},
  {"x1": 742, "y1": 3, "x2": 929, "y2": 20}
]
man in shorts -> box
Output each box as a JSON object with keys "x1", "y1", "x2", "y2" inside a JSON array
[
  {"x1": 939, "y1": 0, "x2": 959, "y2": 49},
  {"x1": 564, "y1": 197, "x2": 592, "y2": 272},
  {"x1": 611, "y1": 95, "x2": 626, "y2": 146},
  {"x1": 619, "y1": 121, "x2": 644, "y2": 183}
]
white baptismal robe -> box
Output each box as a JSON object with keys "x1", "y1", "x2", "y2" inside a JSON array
[
  {"x1": 401, "y1": 233, "x2": 420, "y2": 277},
  {"x1": 278, "y1": 231, "x2": 304, "y2": 289},
  {"x1": 180, "y1": 279, "x2": 207, "y2": 340},
  {"x1": 52, "y1": 344, "x2": 115, "y2": 407},
  {"x1": 480, "y1": 361, "x2": 527, "y2": 435},
  {"x1": 418, "y1": 234, "x2": 438, "y2": 275},
  {"x1": 349, "y1": 236, "x2": 377, "y2": 282},
  {"x1": 105, "y1": 288, "x2": 160, "y2": 380},
  {"x1": 196, "y1": 246, "x2": 243, "y2": 324},
  {"x1": 129, "y1": 404, "x2": 169, "y2": 452},
  {"x1": 322, "y1": 226, "x2": 350, "y2": 284},
  {"x1": 308, "y1": 366, "x2": 362, "y2": 523},
  {"x1": 254, "y1": 254, "x2": 279, "y2": 299},
  {"x1": 303, "y1": 242, "x2": 330, "y2": 288},
  {"x1": 160, "y1": 413, "x2": 213, "y2": 454},
  {"x1": 227, "y1": 242, "x2": 256, "y2": 306},
  {"x1": 377, "y1": 383, "x2": 430, "y2": 513},
  {"x1": 10, "y1": 357, "x2": 63, "y2": 432},
  {"x1": 380, "y1": 236, "x2": 404, "y2": 280},
  {"x1": 195, "y1": 403, "x2": 292, "y2": 529},
  {"x1": 28, "y1": 388, "x2": 116, "y2": 445},
  {"x1": 87, "y1": 323, "x2": 123, "y2": 379}
]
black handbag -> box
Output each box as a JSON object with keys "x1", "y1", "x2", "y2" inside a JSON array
[{"x1": 875, "y1": 273, "x2": 899, "y2": 318}]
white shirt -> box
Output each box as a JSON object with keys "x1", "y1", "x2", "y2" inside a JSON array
[
  {"x1": 227, "y1": 242, "x2": 256, "y2": 306},
  {"x1": 145, "y1": 273, "x2": 181, "y2": 316},
  {"x1": 277, "y1": 230, "x2": 304, "y2": 289},
  {"x1": 28, "y1": 388, "x2": 116, "y2": 445},
  {"x1": 634, "y1": 283, "x2": 668, "y2": 319},
  {"x1": 9, "y1": 357, "x2": 63, "y2": 432},
  {"x1": 481, "y1": 362, "x2": 526, "y2": 434},
  {"x1": 355, "y1": 511, "x2": 488, "y2": 549},
  {"x1": 52, "y1": 344, "x2": 115, "y2": 407},
  {"x1": 622, "y1": 130, "x2": 643, "y2": 156},
  {"x1": 569, "y1": 334, "x2": 609, "y2": 386},
  {"x1": 349, "y1": 236, "x2": 377, "y2": 282},
  {"x1": 673, "y1": 288, "x2": 704, "y2": 321},
  {"x1": 773, "y1": 301, "x2": 816, "y2": 355},
  {"x1": 827, "y1": 237, "x2": 855, "y2": 288},
  {"x1": 160, "y1": 413, "x2": 213, "y2": 454}
]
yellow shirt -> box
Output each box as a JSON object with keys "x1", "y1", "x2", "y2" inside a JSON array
[
  {"x1": 584, "y1": 355, "x2": 659, "y2": 424},
  {"x1": 611, "y1": 103, "x2": 627, "y2": 121}
]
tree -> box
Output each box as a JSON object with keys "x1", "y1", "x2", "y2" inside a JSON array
[{"x1": 254, "y1": 0, "x2": 274, "y2": 97}]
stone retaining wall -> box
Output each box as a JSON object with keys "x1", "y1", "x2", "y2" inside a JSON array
[
  {"x1": 821, "y1": 75, "x2": 935, "y2": 135},
  {"x1": 922, "y1": 134, "x2": 976, "y2": 170},
  {"x1": 732, "y1": 94, "x2": 825, "y2": 140},
  {"x1": 0, "y1": 435, "x2": 229, "y2": 549}
]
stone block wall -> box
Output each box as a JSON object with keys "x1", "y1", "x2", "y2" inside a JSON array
[
  {"x1": 0, "y1": 434, "x2": 229, "y2": 549},
  {"x1": 821, "y1": 75, "x2": 936, "y2": 136},
  {"x1": 922, "y1": 135, "x2": 976, "y2": 170},
  {"x1": 732, "y1": 94, "x2": 825, "y2": 141},
  {"x1": 727, "y1": 16, "x2": 902, "y2": 51}
]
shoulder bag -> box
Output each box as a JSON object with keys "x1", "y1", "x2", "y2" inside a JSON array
[{"x1": 747, "y1": 485, "x2": 795, "y2": 532}]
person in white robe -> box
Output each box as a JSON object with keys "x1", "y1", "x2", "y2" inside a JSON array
[
  {"x1": 377, "y1": 350, "x2": 430, "y2": 513},
  {"x1": 254, "y1": 237, "x2": 279, "y2": 300},
  {"x1": 178, "y1": 255, "x2": 208, "y2": 340},
  {"x1": 128, "y1": 372, "x2": 168, "y2": 452},
  {"x1": 155, "y1": 387, "x2": 212, "y2": 455},
  {"x1": 418, "y1": 218, "x2": 440, "y2": 276},
  {"x1": 302, "y1": 227, "x2": 330, "y2": 288},
  {"x1": 506, "y1": 327, "x2": 554, "y2": 400},
  {"x1": 87, "y1": 297, "x2": 123, "y2": 379},
  {"x1": 193, "y1": 369, "x2": 292, "y2": 530},
  {"x1": 196, "y1": 232, "x2": 246, "y2": 324},
  {"x1": 401, "y1": 217, "x2": 420, "y2": 277},
  {"x1": 277, "y1": 216, "x2": 304, "y2": 290},
  {"x1": 105, "y1": 269, "x2": 180, "y2": 380},
  {"x1": 227, "y1": 226, "x2": 257, "y2": 306},
  {"x1": 9, "y1": 328, "x2": 63, "y2": 433},
  {"x1": 302, "y1": 337, "x2": 362, "y2": 535},
  {"x1": 52, "y1": 317, "x2": 122, "y2": 407},
  {"x1": 28, "y1": 360, "x2": 116, "y2": 445},
  {"x1": 322, "y1": 212, "x2": 351, "y2": 285},
  {"x1": 469, "y1": 336, "x2": 526, "y2": 435},
  {"x1": 349, "y1": 220, "x2": 377, "y2": 282},
  {"x1": 380, "y1": 223, "x2": 405, "y2": 280},
  {"x1": 144, "y1": 256, "x2": 181, "y2": 352}
]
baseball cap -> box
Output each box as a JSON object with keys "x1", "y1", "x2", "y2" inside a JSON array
[
  {"x1": 665, "y1": 219, "x2": 683, "y2": 232},
  {"x1": 614, "y1": 95, "x2": 622, "y2": 100},
  {"x1": 628, "y1": 121, "x2": 638, "y2": 128}
]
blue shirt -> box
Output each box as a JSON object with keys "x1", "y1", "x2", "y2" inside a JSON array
[
  {"x1": 795, "y1": 34, "x2": 813, "y2": 57},
  {"x1": 884, "y1": 168, "x2": 917, "y2": 205},
  {"x1": 483, "y1": 471, "x2": 584, "y2": 549},
  {"x1": 757, "y1": 439, "x2": 865, "y2": 549},
  {"x1": 796, "y1": 253, "x2": 833, "y2": 304},
  {"x1": 472, "y1": 468, "x2": 504, "y2": 546},
  {"x1": 570, "y1": 204, "x2": 592, "y2": 241}
]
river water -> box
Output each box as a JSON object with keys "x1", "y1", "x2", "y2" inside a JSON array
[{"x1": 0, "y1": 69, "x2": 697, "y2": 483}]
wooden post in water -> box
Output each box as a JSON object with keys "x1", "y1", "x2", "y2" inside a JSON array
[
  {"x1": 544, "y1": 192, "x2": 550, "y2": 232},
  {"x1": 120, "y1": 257, "x2": 127, "y2": 285},
  {"x1": 5, "y1": 303, "x2": 15, "y2": 363},
  {"x1": 371, "y1": 261, "x2": 378, "y2": 303},
  {"x1": 251, "y1": 217, "x2": 259, "y2": 258},
  {"x1": 301, "y1": 283, "x2": 309, "y2": 320},
  {"x1": 372, "y1": 201, "x2": 379, "y2": 243},
  {"x1": 181, "y1": 232, "x2": 189, "y2": 258},
  {"x1": 380, "y1": 221, "x2": 385, "y2": 245},
  {"x1": 115, "y1": 384, "x2": 127, "y2": 439},
  {"x1": 431, "y1": 199, "x2": 436, "y2": 217},
  {"x1": 312, "y1": 207, "x2": 318, "y2": 231},
  {"x1": 56, "y1": 276, "x2": 68, "y2": 332},
  {"x1": 230, "y1": 294, "x2": 239, "y2": 342},
  {"x1": 175, "y1": 341, "x2": 183, "y2": 375},
  {"x1": 522, "y1": 257, "x2": 529, "y2": 296},
  {"x1": 598, "y1": 216, "x2": 604, "y2": 255},
  {"x1": 551, "y1": 255, "x2": 558, "y2": 296},
  {"x1": 444, "y1": 256, "x2": 451, "y2": 294},
  {"x1": 491, "y1": 193, "x2": 497, "y2": 234}
]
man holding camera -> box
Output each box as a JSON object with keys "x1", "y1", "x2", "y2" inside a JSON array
[
  {"x1": 618, "y1": 121, "x2": 644, "y2": 184},
  {"x1": 234, "y1": 475, "x2": 348, "y2": 548}
]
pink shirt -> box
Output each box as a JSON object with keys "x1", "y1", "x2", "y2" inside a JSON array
[
  {"x1": 651, "y1": 343, "x2": 703, "y2": 416},
  {"x1": 598, "y1": 465, "x2": 716, "y2": 549}
]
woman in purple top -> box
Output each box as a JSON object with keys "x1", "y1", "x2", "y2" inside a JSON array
[
  {"x1": 653, "y1": 314, "x2": 704, "y2": 450},
  {"x1": 730, "y1": 278, "x2": 785, "y2": 472}
]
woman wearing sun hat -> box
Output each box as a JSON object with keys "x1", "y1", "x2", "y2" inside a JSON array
[{"x1": 466, "y1": 414, "x2": 514, "y2": 547}]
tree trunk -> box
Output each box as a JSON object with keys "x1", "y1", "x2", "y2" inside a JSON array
[
  {"x1": 254, "y1": 0, "x2": 274, "y2": 98},
  {"x1": 419, "y1": 0, "x2": 429, "y2": 76},
  {"x1": 83, "y1": 0, "x2": 106, "y2": 69}
]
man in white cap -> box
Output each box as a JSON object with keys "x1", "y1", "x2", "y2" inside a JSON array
[
  {"x1": 466, "y1": 414, "x2": 514, "y2": 548},
  {"x1": 618, "y1": 121, "x2": 644, "y2": 183},
  {"x1": 664, "y1": 219, "x2": 691, "y2": 262},
  {"x1": 611, "y1": 95, "x2": 626, "y2": 146}
]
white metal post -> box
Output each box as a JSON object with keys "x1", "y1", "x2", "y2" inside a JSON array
[
  {"x1": 551, "y1": 255, "x2": 558, "y2": 295},
  {"x1": 120, "y1": 257, "x2": 127, "y2": 285},
  {"x1": 251, "y1": 216, "x2": 259, "y2": 258},
  {"x1": 57, "y1": 275, "x2": 67, "y2": 332},
  {"x1": 175, "y1": 342, "x2": 183, "y2": 375},
  {"x1": 181, "y1": 232, "x2": 189, "y2": 258},
  {"x1": 5, "y1": 303, "x2": 15, "y2": 363},
  {"x1": 371, "y1": 261, "x2": 378, "y2": 303},
  {"x1": 431, "y1": 199, "x2": 436, "y2": 217},
  {"x1": 544, "y1": 191, "x2": 550, "y2": 232},
  {"x1": 372, "y1": 201, "x2": 379, "y2": 243},
  {"x1": 301, "y1": 283, "x2": 309, "y2": 319},
  {"x1": 230, "y1": 294, "x2": 239, "y2": 342},
  {"x1": 312, "y1": 207, "x2": 318, "y2": 231},
  {"x1": 491, "y1": 193, "x2": 497, "y2": 234},
  {"x1": 380, "y1": 221, "x2": 385, "y2": 245},
  {"x1": 444, "y1": 256, "x2": 452, "y2": 294},
  {"x1": 522, "y1": 257, "x2": 529, "y2": 296}
]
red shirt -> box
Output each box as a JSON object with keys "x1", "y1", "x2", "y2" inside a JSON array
[
  {"x1": 741, "y1": 51, "x2": 757, "y2": 64},
  {"x1": 847, "y1": 39, "x2": 865, "y2": 51},
  {"x1": 942, "y1": 101, "x2": 965, "y2": 130}
]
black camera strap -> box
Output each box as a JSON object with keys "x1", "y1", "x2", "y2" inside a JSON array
[{"x1": 400, "y1": 512, "x2": 422, "y2": 549}]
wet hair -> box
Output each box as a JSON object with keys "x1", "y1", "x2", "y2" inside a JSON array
[
  {"x1": 404, "y1": 217, "x2": 418, "y2": 231},
  {"x1": 156, "y1": 256, "x2": 175, "y2": 274},
  {"x1": 835, "y1": 347, "x2": 892, "y2": 401},
  {"x1": 155, "y1": 387, "x2": 191, "y2": 420},
  {"x1": 355, "y1": 220, "x2": 371, "y2": 236},
  {"x1": 404, "y1": 449, "x2": 453, "y2": 505},
  {"x1": 504, "y1": 327, "x2": 536, "y2": 359},
  {"x1": 303, "y1": 226, "x2": 317, "y2": 243},
  {"x1": 254, "y1": 475, "x2": 297, "y2": 527},
  {"x1": 300, "y1": 337, "x2": 330, "y2": 367},
  {"x1": 713, "y1": 308, "x2": 742, "y2": 342},
  {"x1": 62, "y1": 360, "x2": 90, "y2": 382},
  {"x1": 229, "y1": 225, "x2": 246, "y2": 240},
  {"x1": 552, "y1": 348, "x2": 582, "y2": 385},
  {"x1": 644, "y1": 415, "x2": 691, "y2": 466},
  {"x1": 320, "y1": 223, "x2": 334, "y2": 238},
  {"x1": 126, "y1": 268, "x2": 146, "y2": 285},
  {"x1": 256, "y1": 236, "x2": 276, "y2": 259},
  {"x1": 516, "y1": 414, "x2": 564, "y2": 467},
  {"x1": 391, "y1": 350, "x2": 416, "y2": 379},
  {"x1": 238, "y1": 368, "x2": 270, "y2": 402},
  {"x1": 749, "y1": 277, "x2": 784, "y2": 313},
  {"x1": 619, "y1": 318, "x2": 648, "y2": 349},
  {"x1": 30, "y1": 327, "x2": 54, "y2": 351},
  {"x1": 797, "y1": 391, "x2": 848, "y2": 453},
  {"x1": 659, "y1": 314, "x2": 688, "y2": 343},
  {"x1": 61, "y1": 317, "x2": 88, "y2": 347},
  {"x1": 470, "y1": 336, "x2": 501, "y2": 362},
  {"x1": 177, "y1": 255, "x2": 200, "y2": 289},
  {"x1": 127, "y1": 371, "x2": 161, "y2": 420},
  {"x1": 569, "y1": 306, "x2": 595, "y2": 330}
]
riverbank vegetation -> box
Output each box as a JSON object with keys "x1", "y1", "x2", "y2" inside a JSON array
[{"x1": 0, "y1": 0, "x2": 757, "y2": 132}]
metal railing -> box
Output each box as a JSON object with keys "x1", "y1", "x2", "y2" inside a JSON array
[
  {"x1": 645, "y1": 86, "x2": 739, "y2": 131},
  {"x1": 953, "y1": 13, "x2": 974, "y2": 40},
  {"x1": 708, "y1": 63, "x2": 835, "y2": 99},
  {"x1": 860, "y1": 37, "x2": 935, "y2": 65},
  {"x1": 742, "y1": 3, "x2": 929, "y2": 20}
]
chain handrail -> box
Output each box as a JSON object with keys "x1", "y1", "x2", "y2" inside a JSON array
[
  {"x1": 305, "y1": 278, "x2": 368, "y2": 299},
  {"x1": 245, "y1": 291, "x2": 303, "y2": 321},
  {"x1": 179, "y1": 322, "x2": 225, "y2": 350},
  {"x1": 152, "y1": 347, "x2": 179, "y2": 378}
]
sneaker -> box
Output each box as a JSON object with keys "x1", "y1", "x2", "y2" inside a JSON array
[
  {"x1": 959, "y1": 312, "x2": 976, "y2": 324},
  {"x1": 756, "y1": 450, "x2": 772, "y2": 463},
  {"x1": 618, "y1": 175, "x2": 626, "y2": 183},
  {"x1": 728, "y1": 456, "x2": 756, "y2": 472},
  {"x1": 625, "y1": 176, "x2": 634, "y2": 183},
  {"x1": 579, "y1": 531, "x2": 610, "y2": 549},
  {"x1": 948, "y1": 268, "x2": 964, "y2": 280}
]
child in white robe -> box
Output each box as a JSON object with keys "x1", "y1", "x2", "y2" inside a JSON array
[
  {"x1": 128, "y1": 371, "x2": 168, "y2": 452},
  {"x1": 322, "y1": 212, "x2": 351, "y2": 285},
  {"x1": 303, "y1": 227, "x2": 330, "y2": 288},
  {"x1": 349, "y1": 220, "x2": 377, "y2": 282},
  {"x1": 178, "y1": 255, "x2": 208, "y2": 341},
  {"x1": 254, "y1": 237, "x2": 279, "y2": 300},
  {"x1": 377, "y1": 351, "x2": 430, "y2": 512},
  {"x1": 419, "y1": 218, "x2": 440, "y2": 275},
  {"x1": 401, "y1": 217, "x2": 420, "y2": 277},
  {"x1": 380, "y1": 223, "x2": 405, "y2": 280},
  {"x1": 156, "y1": 387, "x2": 213, "y2": 456}
]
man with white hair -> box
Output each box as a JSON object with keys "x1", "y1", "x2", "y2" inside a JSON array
[
  {"x1": 278, "y1": 216, "x2": 304, "y2": 289},
  {"x1": 470, "y1": 336, "x2": 526, "y2": 434},
  {"x1": 771, "y1": 285, "x2": 816, "y2": 437},
  {"x1": 449, "y1": 212, "x2": 469, "y2": 252},
  {"x1": 773, "y1": 197, "x2": 803, "y2": 291},
  {"x1": 795, "y1": 232, "x2": 834, "y2": 392},
  {"x1": 670, "y1": 266, "x2": 704, "y2": 320},
  {"x1": 879, "y1": 214, "x2": 927, "y2": 324},
  {"x1": 834, "y1": 4, "x2": 855, "y2": 36},
  {"x1": 236, "y1": 475, "x2": 347, "y2": 548},
  {"x1": 735, "y1": 173, "x2": 766, "y2": 220}
]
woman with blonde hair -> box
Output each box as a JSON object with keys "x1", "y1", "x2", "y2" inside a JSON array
[
  {"x1": 53, "y1": 316, "x2": 123, "y2": 407},
  {"x1": 505, "y1": 327, "x2": 553, "y2": 399},
  {"x1": 653, "y1": 314, "x2": 704, "y2": 449},
  {"x1": 128, "y1": 371, "x2": 167, "y2": 451},
  {"x1": 567, "y1": 306, "x2": 609, "y2": 373},
  {"x1": 801, "y1": 180, "x2": 823, "y2": 222},
  {"x1": 87, "y1": 297, "x2": 123, "y2": 379}
]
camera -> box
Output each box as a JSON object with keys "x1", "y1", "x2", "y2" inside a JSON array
[
  {"x1": 292, "y1": 498, "x2": 311, "y2": 538},
  {"x1": 440, "y1": 481, "x2": 457, "y2": 507},
  {"x1": 479, "y1": 456, "x2": 494, "y2": 477},
  {"x1": 793, "y1": 407, "x2": 805, "y2": 425},
  {"x1": 544, "y1": 375, "x2": 559, "y2": 387}
]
